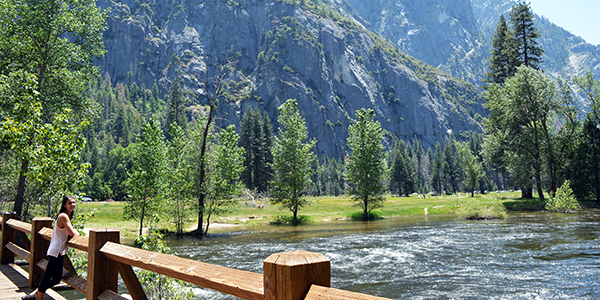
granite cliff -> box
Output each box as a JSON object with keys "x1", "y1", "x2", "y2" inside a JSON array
[{"x1": 96, "y1": 0, "x2": 484, "y2": 157}]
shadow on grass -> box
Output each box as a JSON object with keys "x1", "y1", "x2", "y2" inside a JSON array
[
  {"x1": 269, "y1": 215, "x2": 311, "y2": 225},
  {"x1": 502, "y1": 198, "x2": 545, "y2": 212},
  {"x1": 348, "y1": 211, "x2": 384, "y2": 221}
]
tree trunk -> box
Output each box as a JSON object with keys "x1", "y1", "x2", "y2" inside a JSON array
[
  {"x1": 522, "y1": 186, "x2": 533, "y2": 199},
  {"x1": 195, "y1": 105, "x2": 214, "y2": 237},
  {"x1": 13, "y1": 159, "x2": 29, "y2": 220},
  {"x1": 139, "y1": 206, "x2": 145, "y2": 237},
  {"x1": 293, "y1": 209, "x2": 298, "y2": 226},
  {"x1": 534, "y1": 170, "x2": 545, "y2": 202},
  {"x1": 204, "y1": 210, "x2": 211, "y2": 236},
  {"x1": 363, "y1": 197, "x2": 368, "y2": 221}
]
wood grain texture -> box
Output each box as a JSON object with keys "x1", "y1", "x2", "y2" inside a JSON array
[
  {"x1": 87, "y1": 228, "x2": 119, "y2": 300},
  {"x1": 5, "y1": 242, "x2": 29, "y2": 261},
  {"x1": 5, "y1": 219, "x2": 32, "y2": 235},
  {"x1": 1, "y1": 213, "x2": 17, "y2": 264},
  {"x1": 98, "y1": 289, "x2": 129, "y2": 300},
  {"x1": 100, "y1": 242, "x2": 264, "y2": 300},
  {"x1": 16, "y1": 231, "x2": 30, "y2": 252},
  {"x1": 304, "y1": 285, "x2": 393, "y2": 300},
  {"x1": 117, "y1": 262, "x2": 147, "y2": 300},
  {"x1": 0, "y1": 263, "x2": 67, "y2": 300},
  {"x1": 263, "y1": 251, "x2": 330, "y2": 300}
]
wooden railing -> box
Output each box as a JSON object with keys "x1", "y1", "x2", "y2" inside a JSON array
[{"x1": 1, "y1": 212, "x2": 391, "y2": 300}]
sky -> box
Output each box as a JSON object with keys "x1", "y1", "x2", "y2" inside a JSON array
[{"x1": 527, "y1": 0, "x2": 600, "y2": 45}]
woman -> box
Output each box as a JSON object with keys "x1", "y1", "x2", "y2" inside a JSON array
[{"x1": 22, "y1": 196, "x2": 79, "y2": 300}]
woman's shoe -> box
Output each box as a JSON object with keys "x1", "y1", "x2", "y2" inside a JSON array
[{"x1": 21, "y1": 293, "x2": 37, "y2": 300}]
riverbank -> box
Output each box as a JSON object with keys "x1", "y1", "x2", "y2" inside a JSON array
[{"x1": 79, "y1": 191, "x2": 532, "y2": 242}]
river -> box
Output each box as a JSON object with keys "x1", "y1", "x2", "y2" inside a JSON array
[{"x1": 164, "y1": 211, "x2": 600, "y2": 299}]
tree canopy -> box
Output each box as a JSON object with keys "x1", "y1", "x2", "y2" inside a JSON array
[{"x1": 344, "y1": 108, "x2": 387, "y2": 220}]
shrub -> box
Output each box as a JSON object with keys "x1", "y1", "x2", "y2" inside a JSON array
[
  {"x1": 546, "y1": 181, "x2": 581, "y2": 212},
  {"x1": 270, "y1": 215, "x2": 311, "y2": 225},
  {"x1": 457, "y1": 197, "x2": 507, "y2": 220},
  {"x1": 349, "y1": 210, "x2": 382, "y2": 221}
]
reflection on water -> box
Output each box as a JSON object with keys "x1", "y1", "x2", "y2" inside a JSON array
[{"x1": 165, "y1": 211, "x2": 600, "y2": 299}]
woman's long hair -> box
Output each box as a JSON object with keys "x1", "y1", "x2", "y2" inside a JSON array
[{"x1": 58, "y1": 195, "x2": 75, "y2": 220}]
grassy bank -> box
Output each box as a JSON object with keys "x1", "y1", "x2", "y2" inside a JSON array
[{"x1": 76, "y1": 191, "x2": 528, "y2": 241}]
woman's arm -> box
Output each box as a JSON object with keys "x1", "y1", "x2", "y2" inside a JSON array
[{"x1": 57, "y1": 213, "x2": 79, "y2": 237}]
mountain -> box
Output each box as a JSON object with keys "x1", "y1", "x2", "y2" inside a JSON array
[
  {"x1": 96, "y1": 0, "x2": 485, "y2": 157},
  {"x1": 342, "y1": 0, "x2": 487, "y2": 84},
  {"x1": 344, "y1": 0, "x2": 600, "y2": 89},
  {"x1": 471, "y1": 0, "x2": 600, "y2": 81}
]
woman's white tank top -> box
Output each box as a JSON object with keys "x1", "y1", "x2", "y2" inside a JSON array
[{"x1": 47, "y1": 213, "x2": 70, "y2": 257}]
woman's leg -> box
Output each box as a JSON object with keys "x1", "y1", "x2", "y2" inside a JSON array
[{"x1": 37, "y1": 255, "x2": 64, "y2": 294}]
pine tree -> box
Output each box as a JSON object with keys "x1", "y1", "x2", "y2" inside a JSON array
[
  {"x1": 485, "y1": 2, "x2": 543, "y2": 86},
  {"x1": 442, "y1": 137, "x2": 462, "y2": 194},
  {"x1": 166, "y1": 78, "x2": 189, "y2": 132},
  {"x1": 431, "y1": 142, "x2": 444, "y2": 195},
  {"x1": 239, "y1": 106, "x2": 273, "y2": 193},
  {"x1": 389, "y1": 141, "x2": 416, "y2": 197},
  {"x1": 485, "y1": 15, "x2": 514, "y2": 85},
  {"x1": 510, "y1": 1, "x2": 544, "y2": 70}
]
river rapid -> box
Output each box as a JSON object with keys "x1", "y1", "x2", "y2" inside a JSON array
[{"x1": 165, "y1": 211, "x2": 600, "y2": 299}]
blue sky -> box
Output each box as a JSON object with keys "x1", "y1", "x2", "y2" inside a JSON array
[{"x1": 528, "y1": 0, "x2": 600, "y2": 45}]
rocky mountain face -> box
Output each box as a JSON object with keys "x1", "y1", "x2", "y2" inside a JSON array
[
  {"x1": 96, "y1": 0, "x2": 484, "y2": 157},
  {"x1": 472, "y1": 0, "x2": 600, "y2": 81},
  {"x1": 344, "y1": 0, "x2": 600, "y2": 86},
  {"x1": 342, "y1": 0, "x2": 487, "y2": 84}
]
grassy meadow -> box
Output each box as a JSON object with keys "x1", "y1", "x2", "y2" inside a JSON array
[{"x1": 75, "y1": 191, "x2": 538, "y2": 242}]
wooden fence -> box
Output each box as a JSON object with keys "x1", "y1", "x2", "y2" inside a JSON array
[{"x1": 0, "y1": 212, "x2": 391, "y2": 300}]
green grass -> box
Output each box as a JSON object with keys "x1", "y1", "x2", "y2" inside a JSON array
[{"x1": 59, "y1": 192, "x2": 536, "y2": 241}]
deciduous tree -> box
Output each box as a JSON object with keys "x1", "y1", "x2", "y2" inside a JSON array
[
  {"x1": 0, "y1": 0, "x2": 108, "y2": 218},
  {"x1": 125, "y1": 117, "x2": 167, "y2": 236},
  {"x1": 344, "y1": 108, "x2": 387, "y2": 220},
  {"x1": 271, "y1": 99, "x2": 316, "y2": 225}
]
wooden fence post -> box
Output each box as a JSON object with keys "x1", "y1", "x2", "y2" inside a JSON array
[
  {"x1": 263, "y1": 251, "x2": 330, "y2": 300},
  {"x1": 87, "y1": 228, "x2": 119, "y2": 300},
  {"x1": 29, "y1": 217, "x2": 53, "y2": 289},
  {"x1": 0, "y1": 212, "x2": 17, "y2": 264}
]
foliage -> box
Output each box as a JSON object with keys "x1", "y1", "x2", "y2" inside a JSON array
[
  {"x1": 68, "y1": 208, "x2": 98, "y2": 277},
  {"x1": 458, "y1": 142, "x2": 483, "y2": 197},
  {"x1": 270, "y1": 214, "x2": 311, "y2": 225},
  {"x1": 239, "y1": 106, "x2": 273, "y2": 193},
  {"x1": 571, "y1": 72, "x2": 600, "y2": 202},
  {"x1": 271, "y1": 99, "x2": 316, "y2": 226},
  {"x1": 484, "y1": 15, "x2": 516, "y2": 85},
  {"x1": 509, "y1": 1, "x2": 544, "y2": 70},
  {"x1": 0, "y1": 72, "x2": 90, "y2": 218},
  {"x1": 344, "y1": 109, "x2": 387, "y2": 220},
  {"x1": 485, "y1": 2, "x2": 543, "y2": 85},
  {"x1": 349, "y1": 210, "x2": 382, "y2": 221},
  {"x1": 202, "y1": 124, "x2": 245, "y2": 235},
  {"x1": 545, "y1": 181, "x2": 580, "y2": 212},
  {"x1": 166, "y1": 124, "x2": 194, "y2": 235},
  {"x1": 135, "y1": 220, "x2": 194, "y2": 300},
  {"x1": 389, "y1": 141, "x2": 416, "y2": 196},
  {"x1": 442, "y1": 136, "x2": 462, "y2": 194},
  {"x1": 0, "y1": 0, "x2": 108, "y2": 218},
  {"x1": 484, "y1": 66, "x2": 577, "y2": 201},
  {"x1": 124, "y1": 117, "x2": 168, "y2": 236},
  {"x1": 457, "y1": 196, "x2": 507, "y2": 220},
  {"x1": 166, "y1": 78, "x2": 190, "y2": 132},
  {"x1": 430, "y1": 142, "x2": 444, "y2": 195}
]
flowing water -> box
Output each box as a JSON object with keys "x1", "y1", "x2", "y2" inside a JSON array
[{"x1": 163, "y1": 211, "x2": 600, "y2": 299}]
